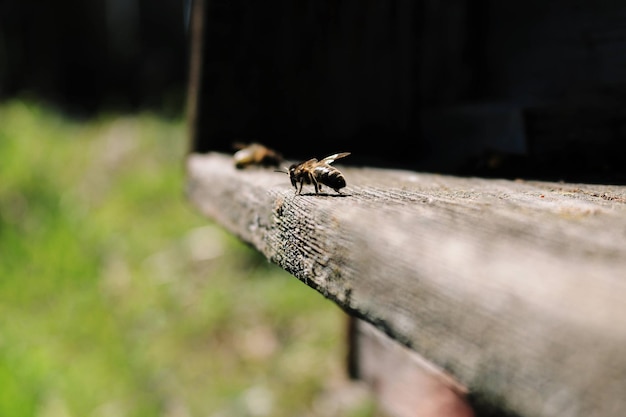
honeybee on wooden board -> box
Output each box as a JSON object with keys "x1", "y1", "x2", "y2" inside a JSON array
[
  {"x1": 233, "y1": 143, "x2": 282, "y2": 169},
  {"x1": 278, "y1": 152, "x2": 350, "y2": 195}
]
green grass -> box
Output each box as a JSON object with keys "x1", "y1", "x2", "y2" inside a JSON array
[{"x1": 0, "y1": 100, "x2": 374, "y2": 417}]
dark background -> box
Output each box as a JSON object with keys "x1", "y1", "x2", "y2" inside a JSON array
[
  {"x1": 3, "y1": 0, "x2": 626, "y2": 182},
  {"x1": 190, "y1": 0, "x2": 626, "y2": 182},
  {"x1": 0, "y1": 0, "x2": 188, "y2": 116}
]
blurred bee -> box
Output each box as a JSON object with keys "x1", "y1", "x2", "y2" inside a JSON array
[
  {"x1": 277, "y1": 152, "x2": 350, "y2": 195},
  {"x1": 233, "y1": 143, "x2": 282, "y2": 169}
]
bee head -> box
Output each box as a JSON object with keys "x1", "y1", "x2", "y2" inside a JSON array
[
  {"x1": 274, "y1": 165, "x2": 299, "y2": 190},
  {"x1": 288, "y1": 164, "x2": 298, "y2": 188}
]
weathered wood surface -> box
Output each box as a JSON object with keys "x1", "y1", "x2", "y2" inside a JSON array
[{"x1": 187, "y1": 152, "x2": 626, "y2": 417}]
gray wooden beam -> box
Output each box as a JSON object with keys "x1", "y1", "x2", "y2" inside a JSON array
[{"x1": 187, "y1": 152, "x2": 626, "y2": 417}]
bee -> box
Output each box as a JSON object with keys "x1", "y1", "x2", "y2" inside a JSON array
[
  {"x1": 233, "y1": 142, "x2": 283, "y2": 169},
  {"x1": 278, "y1": 152, "x2": 350, "y2": 195}
]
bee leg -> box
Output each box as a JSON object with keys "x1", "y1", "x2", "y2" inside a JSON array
[
  {"x1": 296, "y1": 181, "x2": 303, "y2": 195},
  {"x1": 310, "y1": 174, "x2": 320, "y2": 194}
]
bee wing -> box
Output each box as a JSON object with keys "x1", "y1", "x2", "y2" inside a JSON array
[
  {"x1": 233, "y1": 147, "x2": 256, "y2": 167},
  {"x1": 320, "y1": 152, "x2": 350, "y2": 165},
  {"x1": 299, "y1": 158, "x2": 319, "y2": 168}
]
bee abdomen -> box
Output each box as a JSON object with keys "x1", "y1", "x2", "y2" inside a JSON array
[{"x1": 315, "y1": 166, "x2": 346, "y2": 190}]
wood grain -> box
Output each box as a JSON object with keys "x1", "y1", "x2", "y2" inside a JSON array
[{"x1": 187, "y1": 152, "x2": 626, "y2": 417}]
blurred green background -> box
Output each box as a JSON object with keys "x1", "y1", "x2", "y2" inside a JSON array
[{"x1": 0, "y1": 100, "x2": 374, "y2": 417}]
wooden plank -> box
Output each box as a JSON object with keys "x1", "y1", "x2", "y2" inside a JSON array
[{"x1": 186, "y1": 152, "x2": 626, "y2": 417}]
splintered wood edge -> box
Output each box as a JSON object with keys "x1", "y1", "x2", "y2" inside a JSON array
[{"x1": 186, "y1": 152, "x2": 626, "y2": 417}]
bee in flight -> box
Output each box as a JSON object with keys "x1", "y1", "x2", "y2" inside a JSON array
[
  {"x1": 233, "y1": 142, "x2": 283, "y2": 169},
  {"x1": 277, "y1": 152, "x2": 350, "y2": 195}
]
